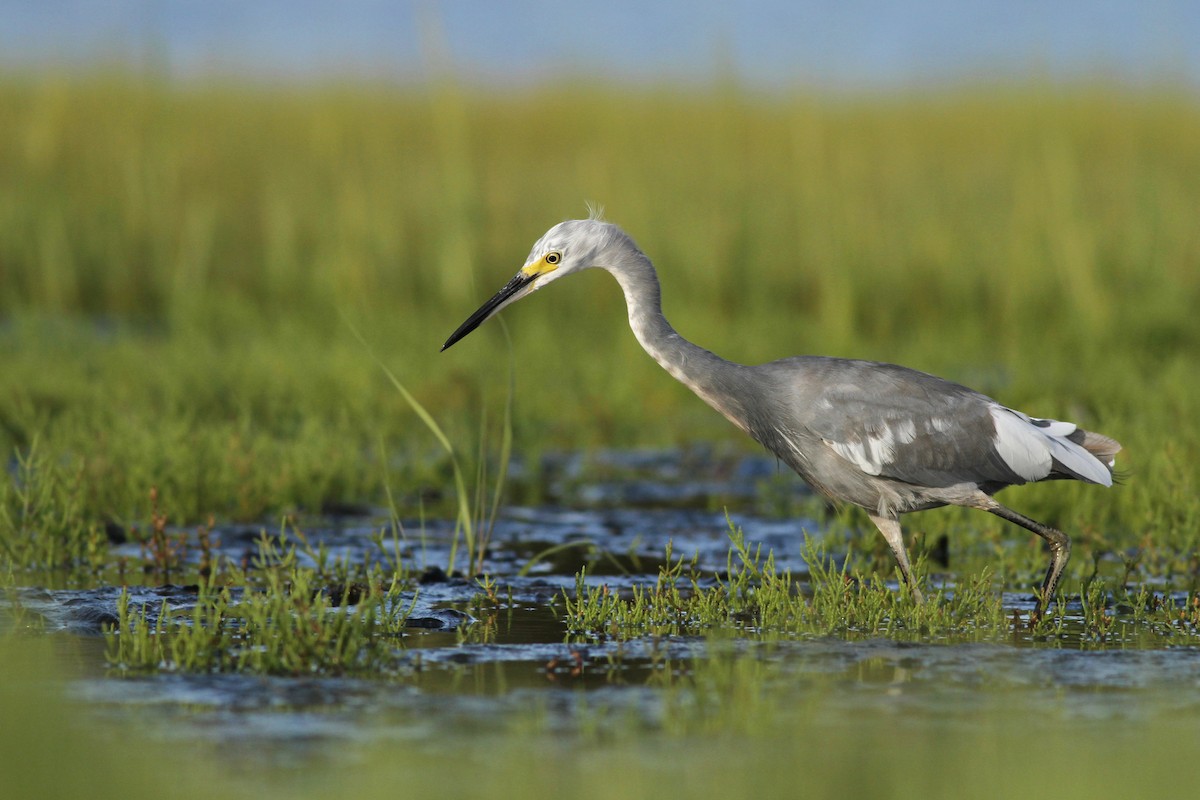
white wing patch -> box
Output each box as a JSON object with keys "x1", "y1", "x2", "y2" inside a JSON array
[
  {"x1": 989, "y1": 407, "x2": 1053, "y2": 481},
  {"x1": 1030, "y1": 418, "x2": 1077, "y2": 437},
  {"x1": 825, "y1": 418, "x2": 918, "y2": 476},
  {"x1": 930, "y1": 417, "x2": 953, "y2": 433},
  {"x1": 989, "y1": 405, "x2": 1113, "y2": 486}
]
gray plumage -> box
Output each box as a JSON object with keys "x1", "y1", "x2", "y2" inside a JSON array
[{"x1": 442, "y1": 218, "x2": 1121, "y2": 610}]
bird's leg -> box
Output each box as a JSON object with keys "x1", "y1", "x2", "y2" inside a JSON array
[
  {"x1": 985, "y1": 502, "x2": 1071, "y2": 612},
  {"x1": 868, "y1": 513, "x2": 924, "y2": 604}
]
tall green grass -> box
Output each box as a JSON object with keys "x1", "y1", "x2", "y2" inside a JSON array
[{"x1": 1, "y1": 71, "x2": 1199, "y2": 581}]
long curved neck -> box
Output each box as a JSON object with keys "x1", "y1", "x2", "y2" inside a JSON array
[{"x1": 604, "y1": 253, "x2": 753, "y2": 434}]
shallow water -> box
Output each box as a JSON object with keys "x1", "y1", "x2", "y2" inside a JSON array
[{"x1": 5, "y1": 448, "x2": 1200, "y2": 773}]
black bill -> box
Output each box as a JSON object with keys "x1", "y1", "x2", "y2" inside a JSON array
[{"x1": 441, "y1": 272, "x2": 535, "y2": 351}]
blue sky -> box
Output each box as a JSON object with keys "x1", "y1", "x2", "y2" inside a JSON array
[{"x1": 2, "y1": 1, "x2": 1197, "y2": 88}]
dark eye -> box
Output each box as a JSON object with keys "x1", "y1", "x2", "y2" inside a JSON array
[{"x1": 545, "y1": 252, "x2": 561, "y2": 265}]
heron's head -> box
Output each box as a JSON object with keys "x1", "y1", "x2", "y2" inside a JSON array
[{"x1": 441, "y1": 218, "x2": 635, "y2": 351}]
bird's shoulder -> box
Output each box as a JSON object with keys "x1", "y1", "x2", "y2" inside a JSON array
[{"x1": 759, "y1": 356, "x2": 989, "y2": 418}]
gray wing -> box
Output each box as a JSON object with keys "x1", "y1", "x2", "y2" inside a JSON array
[{"x1": 761, "y1": 357, "x2": 1107, "y2": 489}]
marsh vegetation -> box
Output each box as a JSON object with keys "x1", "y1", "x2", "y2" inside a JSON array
[{"x1": 3, "y1": 72, "x2": 1200, "y2": 798}]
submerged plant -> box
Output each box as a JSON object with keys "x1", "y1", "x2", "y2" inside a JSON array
[
  {"x1": 105, "y1": 532, "x2": 416, "y2": 676},
  {"x1": 566, "y1": 521, "x2": 1007, "y2": 641}
]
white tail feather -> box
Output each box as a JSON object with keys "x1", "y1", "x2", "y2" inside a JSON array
[{"x1": 990, "y1": 406, "x2": 1113, "y2": 486}]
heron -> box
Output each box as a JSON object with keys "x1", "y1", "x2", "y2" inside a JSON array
[{"x1": 441, "y1": 217, "x2": 1121, "y2": 610}]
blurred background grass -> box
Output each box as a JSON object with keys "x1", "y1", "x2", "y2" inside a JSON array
[{"x1": 1, "y1": 71, "x2": 1199, "y2": 565}]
